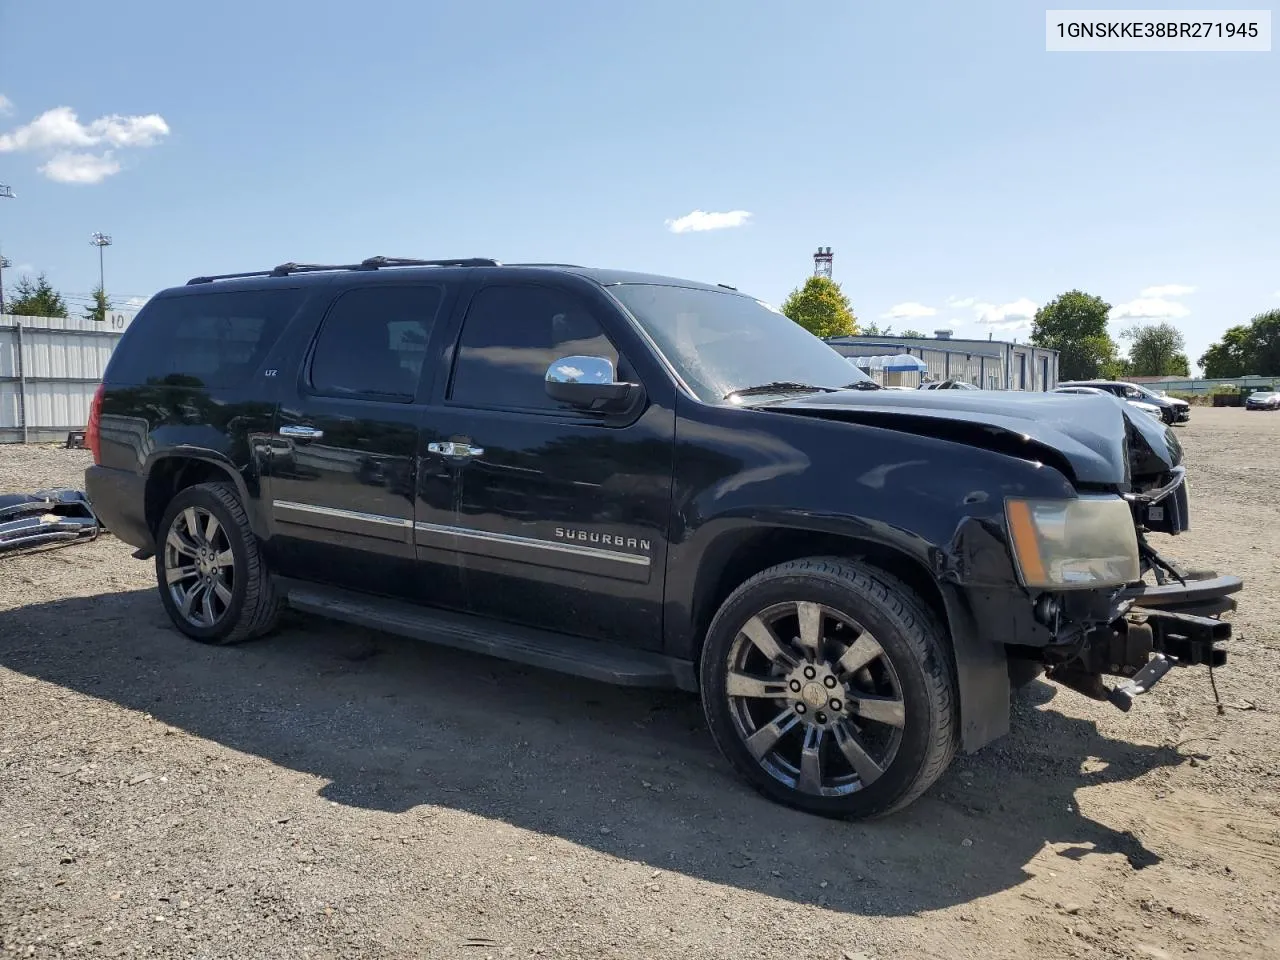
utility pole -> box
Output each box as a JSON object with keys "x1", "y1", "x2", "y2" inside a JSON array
[
  {"x1": 90, "y1": 231, "x2": 113, "y2": 297},
  {"x1": 0, "y1": 184, "x2": 14, "y2": 316}
]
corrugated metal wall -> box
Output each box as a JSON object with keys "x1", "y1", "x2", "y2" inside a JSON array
[{"x1": 0, "y1": 311, "x2": 136, "y2": 443}]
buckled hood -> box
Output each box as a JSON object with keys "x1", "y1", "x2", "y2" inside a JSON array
[{"x1": 762, "y1": 389, "x2": 1180, "y2": 489}]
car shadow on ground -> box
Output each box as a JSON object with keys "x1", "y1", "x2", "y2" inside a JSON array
[{"x1": 0, "y1": 587, "x2": 1188, "y2": 917}]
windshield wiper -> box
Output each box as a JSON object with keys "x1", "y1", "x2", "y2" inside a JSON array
[{"x1": 725, "y1": 381, "x2": 837, "y2": 399}]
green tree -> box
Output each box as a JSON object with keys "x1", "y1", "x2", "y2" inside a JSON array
[
  {"x1": 8, "y1": 273, "x2": 69, "y2": 318},
  {"x1": 780, "y1": 276, "x2": 857, "y2": 338},
  {"x1": 1198, "y1": 310, "x2": 1280, "y2": 377},
  {"x1": 82, "y1": 284, "x2": 112, "y2": 323},
  {"x1": 1122, "y1": 321, "x2": 1189, "y2": 377},
  {"x1": 898, "y1": 328, "x2": 926, "y2": 338},
  {"x1": 859, "y1": 321, "x2": 893, "y2": 336},
  {"x1": 1029, "y1": 290, "x2": 1119, "y2": 381},
  {"x1": 1198, "y1": 325, "x2": 1249, "y2": 378}
]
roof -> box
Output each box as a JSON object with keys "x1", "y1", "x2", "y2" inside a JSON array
[
  {"x1": 159, "y1": 258, "x2": 745, "y2": 299},
  {"x1": 828, "y1": 334, "x2": 1058, "y2": 356}
]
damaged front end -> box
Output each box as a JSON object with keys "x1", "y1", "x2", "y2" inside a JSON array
[
  {"x1": 1036, "y1": 423, "x2": 1243, "y2": 712},
  {"x1": 0, "y1": 489, "x2": 102, "y2": 554}
]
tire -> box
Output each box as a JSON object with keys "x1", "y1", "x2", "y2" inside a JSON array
[
  {"x1": 699, "y1": 556, "x2": 958, "y2": 819},
  {"x1": 154, "y1": 481, "x2": 281, "y2": 645}
]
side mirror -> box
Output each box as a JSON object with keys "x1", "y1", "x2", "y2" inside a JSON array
[{"x1": 545, "y1": 355, "x2": 638, "y2": 411}]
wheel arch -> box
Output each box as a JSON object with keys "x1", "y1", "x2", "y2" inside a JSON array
[
  {"x1": 688, "y1": 524, "x2": 1010, "y2": 753},
  {"x1": 144, "y1": 452, "x2": 262, "y2": 540}
]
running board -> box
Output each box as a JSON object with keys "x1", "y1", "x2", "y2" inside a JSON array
[{"x1": 277, "y1": 580, "x2": 696, "y2": 691}]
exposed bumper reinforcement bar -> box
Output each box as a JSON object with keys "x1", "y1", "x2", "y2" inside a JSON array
[{"x1": 1049, "y1": 573, "x2": 1240, "y2": 711}]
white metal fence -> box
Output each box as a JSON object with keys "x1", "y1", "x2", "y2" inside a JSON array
[{"x1": 0, "y1": 310, "x2": 137, "y2": 443}]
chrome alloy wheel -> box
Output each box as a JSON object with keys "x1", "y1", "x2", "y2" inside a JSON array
[
  {"x1": 163, "y1": 505, "x2": 235, "y2": 629},
  {"x1": 725, "y1": 600, "x2": 905, "y2": 797}
]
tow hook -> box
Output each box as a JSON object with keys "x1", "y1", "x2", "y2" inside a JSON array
[
  {"x1": 1046, "y1": 652, "x2": 1177, "y2": 712},
  {"x1": 1105, "y1": 653, "x2": 1176, "y2": 712}
]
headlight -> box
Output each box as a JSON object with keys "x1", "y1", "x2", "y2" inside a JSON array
[{"x1": 1004, "y1": 496, "x2": 1140, "y2": 589}]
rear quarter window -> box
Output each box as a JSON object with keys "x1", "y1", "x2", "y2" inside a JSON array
[{"x1": 104, "y1": 287, "x2": 307, "y2": 387}]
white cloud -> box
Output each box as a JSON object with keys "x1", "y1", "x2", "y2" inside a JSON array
[
  {"x1": 881, "y1": 301, "x2": 937, "y2": 320},
  {"x1": 664, "y1": 209, "x2": 752, "y2": 233},
  {"x1": 1110, "y1": 297, "x2": 1191, "y2": 321},
  {"x1": 0, "y1": 95, "x2": 12, "y2": 116},
  {"x1": 125, "y1": 296, "x2": 148, "y2": 308},
  {"x1": 0, "y1": 104, "x2": 169, "y2": 184},
  {"x1": 975, "y1": 297, "x2": 1038, "y2": 331},
  {"x1": 0, "y1": 106, "x2": 169, "y2": 152},
  {"x1": 946, "y1": 295, "x2": 977, "y2": 309},
  {"x1": 1140, "y1": 284, "x2": 1195, "y2": 298},
  {"x1": 39, "y1": 151, "x2": 121, "y2": 184}
]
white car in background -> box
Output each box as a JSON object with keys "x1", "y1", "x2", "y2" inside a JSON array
[{"x1": 1054, "y1": 385, "x2": 1165, "y2": 421}]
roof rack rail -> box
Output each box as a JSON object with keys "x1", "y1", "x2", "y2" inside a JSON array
[
  {"x1": 359, "y1": 256, "x2": 501, "y2": 269},
  {"x1": 186, "y1": 256, "x2": 501, "y2": 285},
  {"x1": 507, "y1": 262, "x2": 584, "y2": 268}
]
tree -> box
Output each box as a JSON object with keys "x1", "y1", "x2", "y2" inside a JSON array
[
  {"x1": 898, "y1": 328, "x2": 926, "y2": 338},
  {"x1": 859, "y1": 321, "x2": 893, "y2": 336},
  {"x1": 1029, "y1": 290, "x2": 1119, "y2": 381},
  {"x1": 1122, "y1": 322, "x2": 1189, "y2": 377},
  {"x1": 82, "y1": 285, "x2": 112, "y2": 323},
  {"x1": 1198, "y1": 325, "x2": 1249, "y2": 378},
  {"x1": 1198, "y1": 309, "x2": 1280, "y2": 378},
  {"x1": 780, "y1": 276, "x2": 857, "y2": 338},
  {"x1": 7, "y1": 273, "x2": 69, "y2": 318}
]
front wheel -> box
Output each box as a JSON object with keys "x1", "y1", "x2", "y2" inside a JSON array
[{"x1": 699, "y1": 557, "x2": 958, "y2": 819}]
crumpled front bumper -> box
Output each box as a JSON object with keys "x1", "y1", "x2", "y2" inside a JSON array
[{"x1": 0, "y1": 489, "x2": 102, "y2": 553}]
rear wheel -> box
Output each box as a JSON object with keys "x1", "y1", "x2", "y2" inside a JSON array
[
  {"x1": 699, "y1": 557, "x2": 958, "y2": 819},
  {"x1": 154, "y1": 482, "x2": 281, "y2": 645}
]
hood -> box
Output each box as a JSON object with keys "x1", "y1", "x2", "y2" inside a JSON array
[{"x1": 759, "y1": 388, "x2": 1180, "y2": 488}]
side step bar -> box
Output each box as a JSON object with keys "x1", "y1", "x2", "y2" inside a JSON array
[{"x1": 277, "y1": 579, "x2": 697, "y2": 692}]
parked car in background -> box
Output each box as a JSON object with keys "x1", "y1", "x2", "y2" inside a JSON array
[
  {"x1": 1059, "y1": 380, "x2": 1190, "y2": 424},
  {"x1": 918, "y1": 378, "x2": 980, "y2": 390},
  {"x1": 1054, "y1": 385, "x2": 1164, "y2": 421},
  {"x1": 1245, "y1": 390, "x2": 1280, "y2": 411}
]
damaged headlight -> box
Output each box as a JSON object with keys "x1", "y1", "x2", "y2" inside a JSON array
[{"x1": 1004, "y1": 495, "x2": 1140, "y2": 589}]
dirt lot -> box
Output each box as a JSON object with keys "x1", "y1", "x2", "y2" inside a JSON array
[{"x1": 2, "y1": 406, "x2": 1278, "y2": 960}]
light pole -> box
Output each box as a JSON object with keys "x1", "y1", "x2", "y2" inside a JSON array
[
  {"x1": 90, "y1": 231, "x2": 112, "y2": 297},
  {"x1": 0, "y1": 184, "x2": 14, "y2": 316}
]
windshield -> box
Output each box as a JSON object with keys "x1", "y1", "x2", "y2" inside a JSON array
[{"x1": 608, "y1": 283, "x2": 875, "y2": 402}]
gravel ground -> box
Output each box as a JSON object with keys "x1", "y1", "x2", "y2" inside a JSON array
[{"x1": 2, "y1": 407, "x2": 1278, "y2": 960}]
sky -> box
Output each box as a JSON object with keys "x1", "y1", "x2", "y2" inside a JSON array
[{"x1": 0, "y1": 1, "x2": 1276, "y2": 371}]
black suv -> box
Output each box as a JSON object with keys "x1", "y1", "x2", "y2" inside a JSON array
[
  {"x1": 84, "y1": 257, "x2": 1242, "y2": 819},
  {"x1": 1059, "y1": 379, "x2": 1191, "y2": 424}
]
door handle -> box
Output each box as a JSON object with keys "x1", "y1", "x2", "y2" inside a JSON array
[
  {"x1": 428, "y1": 441, "x2": 484, "y2": 458},
  {"x1": 279, "y1": 424, "x2": 324, "y2": 440}
]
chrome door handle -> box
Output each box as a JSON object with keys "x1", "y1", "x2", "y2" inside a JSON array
[
  {"x1": 279, "y1": 424, "x2": 324, "y2": 440},
  {"x1": 428, "y1": 441, "x2": 484, "y2": 457}
]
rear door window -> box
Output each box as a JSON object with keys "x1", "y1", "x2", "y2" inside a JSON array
[
  {"x1": 104, "y1": 287, "x2": 307, "y2": 387},
  {"x1": 307, "y1": 285, "x2": 444, "y2": 402}
]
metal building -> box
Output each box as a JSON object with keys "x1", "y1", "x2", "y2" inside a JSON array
[
  {"x1": 826, "y1": 330, "x2": 1060, "y2": 391},
  {"x1": 0, "y1": 308, "x2": 137, "y2": 443}
]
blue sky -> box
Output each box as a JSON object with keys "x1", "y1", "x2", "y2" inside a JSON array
[{"x1": 1, "y1": 1, "x2": 1276, "y2": 370}]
